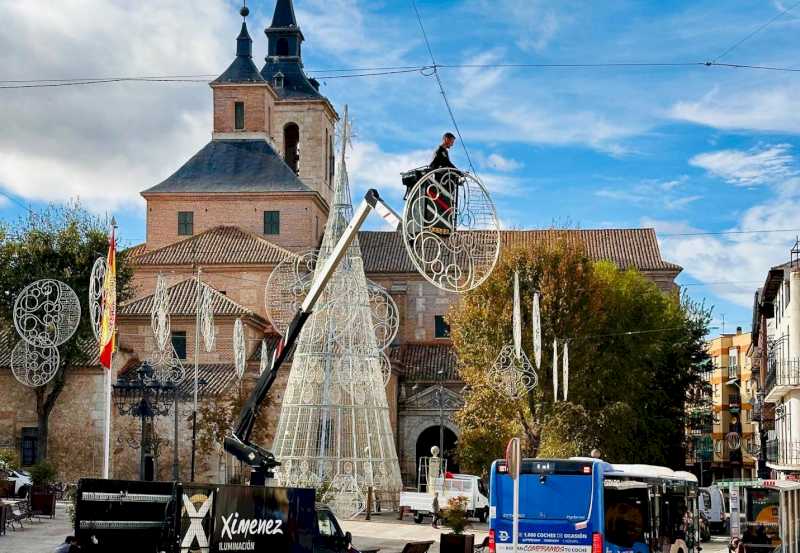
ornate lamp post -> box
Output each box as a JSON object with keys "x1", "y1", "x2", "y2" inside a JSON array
[{"x1": 113, "y1": 362, "x2": 176, "y2": 481}]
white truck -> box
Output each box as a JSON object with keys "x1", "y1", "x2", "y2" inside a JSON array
[{"x1": 400, "y1": 473, "x2": 490, "y2": 523}]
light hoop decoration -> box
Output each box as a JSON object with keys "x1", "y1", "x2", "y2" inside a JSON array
[
  {"x1": 151, "y1": 275, "x2": 171, "y2": 352},
  {"x1": 148, "y1": 344, "x2": 186, "y2": 384},
  {"x1": 11, "y1": 340, "x2": 60, "y2": 387},
  {"x1": 89, "y1": 257, "x2": 108, "y2": 341},
  {"x1": 265, "y1": 251, "x2": 317, "y2": 337},
  {"x1": 532, "y1": 292, "x2": 541, "y2": 370},
  {"x1": 259, "y1": 339, "x2": 269, "y2": 376},
  {"x1": 366, "y1": 281, "x2": 400, "y2": 351},
  {"x1": 402, "y1": 168, "x2": 500, "y2": 293},
  {"x1": 13, "y1": 279, "x2": 81, "y2": 347},
  {"x1": 233, "y1": 318, "x2": 246, "y2": 379},
  {"x1": 726, "y1": 432, "x2": 741, "y2": 451},
  {"x1": 199, "y1": 284, "x2": 215, "y2": 353}
]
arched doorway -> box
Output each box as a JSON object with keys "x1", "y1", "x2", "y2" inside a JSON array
[
  {"x1": 284, "y1": 123, "x2": 300, "y2": 173},
  {"x1": 415, "y1": 425, "x2": 459, "y2": 478}
]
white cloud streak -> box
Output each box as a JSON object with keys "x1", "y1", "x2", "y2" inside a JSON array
[{"x1": 690, "y1": 144, "x2": 796, "y2": 186}]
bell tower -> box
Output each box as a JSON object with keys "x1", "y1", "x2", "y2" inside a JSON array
[{"x1": 262, "y1": 0, "x2": 337, "y2": 206}]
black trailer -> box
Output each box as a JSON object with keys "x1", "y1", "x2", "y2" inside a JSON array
[{"x1": 75, "y1": 478, "x2": 355, "y2": 553}]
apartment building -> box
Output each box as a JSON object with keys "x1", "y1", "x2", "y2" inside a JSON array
[
  {"x1": 756, "y1": 261, "x2": 800, "y2": 478},
  {"x1": 687, "y1": 330, "x2": 757, "y2": 482}
]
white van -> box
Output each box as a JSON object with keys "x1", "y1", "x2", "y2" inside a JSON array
[
  {"x1": 400, "y1": 473, "x2": 490, "y2": 523},
  {"x1": 699, "y1": 485, "x2": 727, "y2": 533}
]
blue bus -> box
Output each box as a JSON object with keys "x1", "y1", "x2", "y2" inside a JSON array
[{"x1": 488, "y1": 458, "x2": 700, "y2": 553}]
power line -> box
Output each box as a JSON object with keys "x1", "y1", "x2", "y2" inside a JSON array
[
  {"x1": 660, "y1": 228, "x2": 800, "y2": 237},
  {"x1": 410, "y1": 0, "x2": 477, "y2": 175},
  {"x1": 713, "y1": 0, "x2": 800, "y2": 62}
]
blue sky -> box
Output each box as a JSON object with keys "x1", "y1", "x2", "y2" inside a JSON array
[{"x1": 2, "y1": 0, "x2": 800, "y2": 333}]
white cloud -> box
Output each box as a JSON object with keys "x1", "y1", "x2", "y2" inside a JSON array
[
  {"x1": 671, "y1": 86, "x2": 800, "y2": 134},
  {"x1": 486, "y1": 153, "x2": 523, "y2": 172},
  {"x1": 594, "y1": 176, "x2": 699, "y2": 211},
  {"x1": 0, "y1": 0, "x2": 235, "y2": 211},
  {"x1": 465, "y1": 0, "x2": 565, "y2": 52},
  {"x1": 690, "y1": 144, "x2": 796, "y2": 186}
]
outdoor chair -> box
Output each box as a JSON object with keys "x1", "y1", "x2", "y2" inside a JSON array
[
  {"x1": 7, "y1": 503, "x2": 25, "y2": 530},
  {"x1": 399, "y1": 541, "x2": 435, "y2": 553}
]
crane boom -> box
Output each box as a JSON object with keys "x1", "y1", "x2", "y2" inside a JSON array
[{"x1": 223, "y1": 189, "x2": 401, "y2": 485}]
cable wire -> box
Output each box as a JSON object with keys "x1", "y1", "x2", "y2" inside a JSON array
[
  {"x1": 712, "y1": 0, "x2": 800, "y2": 62},
  {"x1": 410, "y1": 0, "x2": 478, "y2": 175}
]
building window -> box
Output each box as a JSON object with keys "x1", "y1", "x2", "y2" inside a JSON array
[
  {"x1": 264, "y1": 211, "x2": 280, "y2": 235},
  {"x1": 178, "y1": 211, "x2": 193, "y2": 236},
  {"x1": 284, "y1": 123, "x2": 300, "y2": 173},
  {"x1": 171, "y1": 331, "x2": 187, "y2": 360},
  {"x1": 277, "y1": 38, "x2": 289, "y2": 57},
  {"x1": 435, "y1": 315, "x2": 450, "y2": 339},
  {"x1": 20, "y1": 427, "x2": 38, "y2": 466},
  {"x1": 234, "y1": 101, "x2": 245, "y2": 130},
  {"x1": 273, "y1": 72, "x2": 284, "y2": 89}
]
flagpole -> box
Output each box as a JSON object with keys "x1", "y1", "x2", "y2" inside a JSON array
[{"x1": 102, "y1": 218, "x2": 117, "y2": 479}]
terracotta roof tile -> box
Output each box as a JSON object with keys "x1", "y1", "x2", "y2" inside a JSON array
[
  {"x1": 359, "y1": 229, "x2": 682, "y2": 274},
  {"x1": 119, "y1": 278, "x2": 264, "y2": 322},
  {"x1": 390, "y1": 343, "x2": 459, "y2": 382},
  {"x1": 133, "y1": 226, "x2": 296, "y2": 267}
]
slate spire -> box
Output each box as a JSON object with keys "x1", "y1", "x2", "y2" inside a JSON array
[
  {"x1": 213, "y1": 3, "x2": 265, "y2": 84},
  {"x1": 271, "y1": 0, "x2": 299, "y2": 28}
]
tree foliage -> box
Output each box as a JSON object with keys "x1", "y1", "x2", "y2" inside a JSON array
[
  {"x1": 449, "y1": 236, "x2": 710, "y2": 473},
  {"x1": 0, "y1": 203, "x2": 135, "y2": 461}
]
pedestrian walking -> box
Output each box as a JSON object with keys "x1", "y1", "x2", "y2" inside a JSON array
[{"x1": 432, "y1": 491, "x2": 441, "y2": 528}]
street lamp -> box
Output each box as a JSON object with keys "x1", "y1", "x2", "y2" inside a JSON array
[{"x1": 113, "y1": 362, "x2": 176, "y2": 481}]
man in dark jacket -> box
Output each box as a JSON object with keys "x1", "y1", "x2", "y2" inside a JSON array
[{"x1": 430, "y1": 132, "x2": 457, "y2": 171}]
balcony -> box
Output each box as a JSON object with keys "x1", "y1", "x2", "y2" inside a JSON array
[
  {"x1": 766, "y1": 439, "x2": 800, "y2": 467},
  {"x1": 728, "y1": 393, "x2": 741, "y2": 412},
  {"x1": 728, "y1": 364, "x2": 739, "y2": 380},
  {"x1": 765, "y1": 358, "x2": 800, "y2": 402}
]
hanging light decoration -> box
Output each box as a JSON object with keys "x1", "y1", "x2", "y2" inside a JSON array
[
  {"x1": 562, "y1": 341, "x2": 569, "y2": 401},
  {"x1": 259, "y1": 339, "x2": 269, "y2": 376},
  {"x1": 366, "y1": 281, "x2": 400, "y2": 351},
  {"x1": 532, "y1": 292, "x2": 541, "y2": 370},
  {"x1": 233, "y1": 318, "x2": 246, "y2": 380},
  {"x1": 199, "y1": 283, "x2": 215, "y2": 353},
  {"x1": 151, "y1": 274, "x2": 171, "y2": 353},
  {"x1": 552, "y1": 338, "x2": 559, "y2": 401},
  {"x1": 14, "y1": 279, "x2": 81, "y2": 348},
  {"x1": 11, "y1": 340, "x2": 60, "y2": 387},
  {"x1": 89, "y1": 257, "x2": 108, "y2": 341}
]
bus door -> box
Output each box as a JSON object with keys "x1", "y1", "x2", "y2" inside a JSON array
[{"x1": 603, "y1": 480, "x2": 651, "y2": 553}]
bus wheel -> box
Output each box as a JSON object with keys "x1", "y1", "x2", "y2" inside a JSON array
[{"x1": 413, "y1": 512, "x2": 424, "y2": 524}]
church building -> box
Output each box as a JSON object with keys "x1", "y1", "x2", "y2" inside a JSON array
[{"x1": 0, "y1": 0, "x2": 683, "y2": 485}]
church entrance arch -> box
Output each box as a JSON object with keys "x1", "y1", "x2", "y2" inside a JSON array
[{"x1": 415, "y1": 425, "x2": 459, "y2": 477}]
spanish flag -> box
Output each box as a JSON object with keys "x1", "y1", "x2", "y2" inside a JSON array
[{"x1": 99, "y1": 228, "x2": 117, "y2": 369}]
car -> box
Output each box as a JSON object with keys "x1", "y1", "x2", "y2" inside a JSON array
[{"x1": 1, "y1": 468, "x2": 32, "y2": 498}]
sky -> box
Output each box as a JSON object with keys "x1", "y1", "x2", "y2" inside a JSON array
[{"x1": 2, "y1": 0, "x2": 800, "y2": 334}]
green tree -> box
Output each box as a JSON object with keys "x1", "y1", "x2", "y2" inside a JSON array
[
  {"x1": 449, "y1": 236, "x2": 710, "y2": 473},
  {"x1": 0, "y1": 203, "x2": 135, "y2": 462}
]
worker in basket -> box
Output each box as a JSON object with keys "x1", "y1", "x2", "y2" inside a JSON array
[{"x1": 402, "y1": 132, "x2": 462, "y2": 237}]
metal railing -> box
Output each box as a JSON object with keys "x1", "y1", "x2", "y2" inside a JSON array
[
  {"x1": 765, "y1": 358, "x2": 800, "y2": 397},
  {"x1": 766, "y1": 438, "x2": 800, "y2": 466}
]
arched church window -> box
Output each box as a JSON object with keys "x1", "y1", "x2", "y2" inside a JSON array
[
  {"x1": 273, "y1": 72, "x2": 284, "y2": 89},
  {"x1": 277, "y1": 38, "x2": 289, "y2": 56},
  {"x1": 284, "y1": 123, "x2": 300, "y2": 174}
]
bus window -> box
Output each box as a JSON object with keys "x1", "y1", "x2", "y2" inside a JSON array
[
  {"x1": 494, "y1": 463, "x2": 593, "y2": 521},
  {"x1": 604, "y1": 485, "x2": 650, "y2": 552}
]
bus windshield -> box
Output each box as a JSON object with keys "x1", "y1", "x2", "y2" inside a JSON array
[{"x1": 494, "y1": 472, "x2": 592, "y2": 521}]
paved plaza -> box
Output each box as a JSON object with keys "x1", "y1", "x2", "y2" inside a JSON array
[{"x1": 0, "y1": 504, "x2": 732, "y2": 553}]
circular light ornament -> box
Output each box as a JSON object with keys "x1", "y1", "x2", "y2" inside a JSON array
[
  {"x1": 151, "y1": 274, "x2": 170, "y2": 353},
  {"x1": 265, "y1": 251, "x2": 317, "y2": 336},
  {"x1": 11, "y1": 340, "x2": 60, "y2": 387},
  {"x1": 14, "y1": 279, "x2": 81, "y2": 347},
  {"x1": 402, "y1": 169, "x2": 500, "y2": 293},
  {"x1": 199, "y1": 284, "x2": 215, "y2": 353},
  {"x1": 366, "y1": 281, "x2": 399, "y2": 351},
  {"x1": 726, "y1": 432, "x2": 741, "y2": 451}
]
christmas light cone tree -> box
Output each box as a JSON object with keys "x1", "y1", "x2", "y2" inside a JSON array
[{"x1": 272, "y1": 109, "x2": 402, "y2": 518}]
